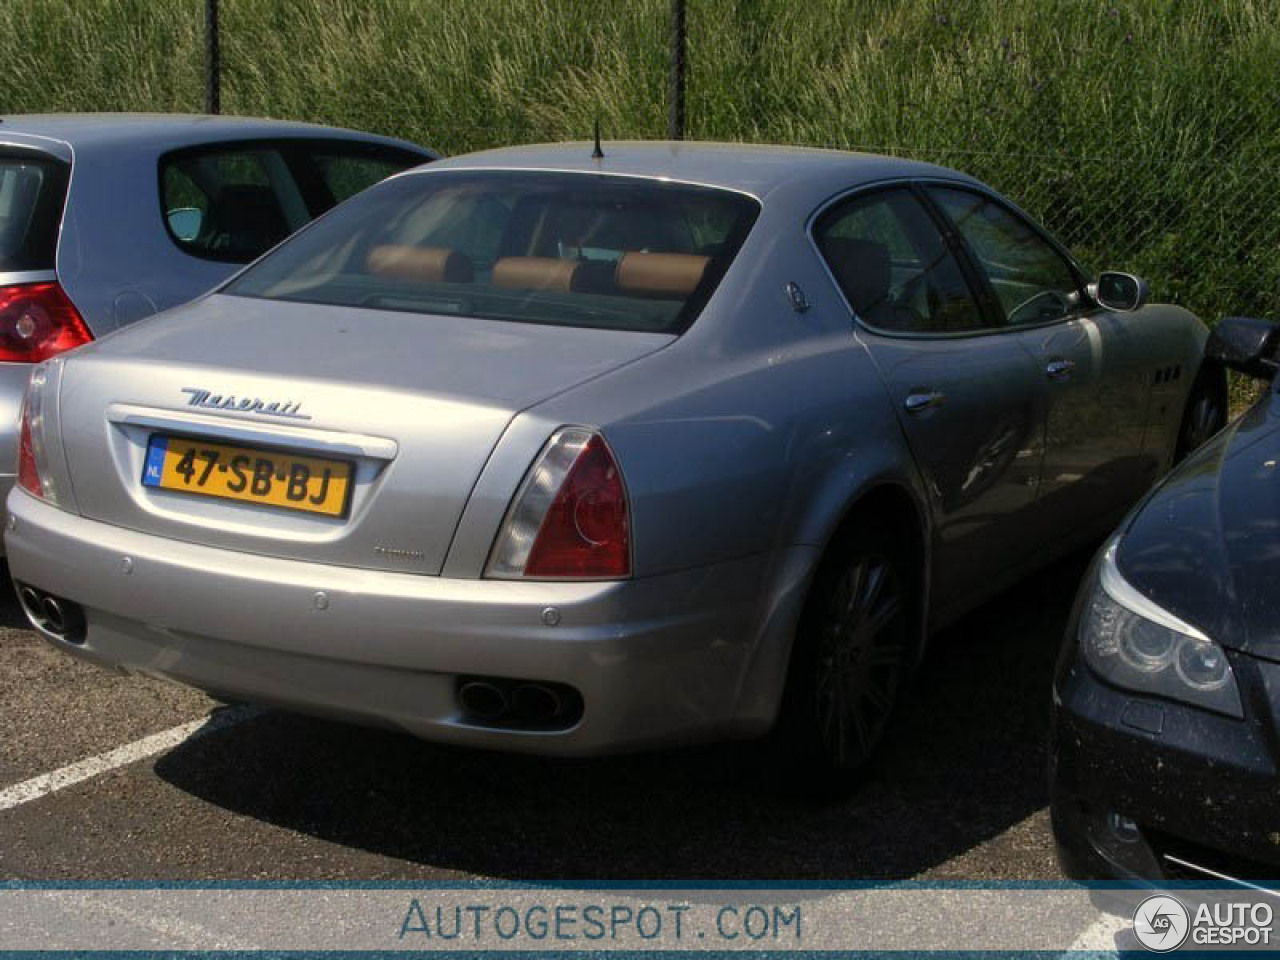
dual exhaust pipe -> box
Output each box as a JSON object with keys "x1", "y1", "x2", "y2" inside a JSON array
[
  {"x1": 457, "y1": 676, "x2": 583, "y2": 729},
  {"x1": 18, "y1": 581, "x2": 574, "y2": 727},
  {"x1": 17, "y1": 583, "x2": 86, "y2": 644}
]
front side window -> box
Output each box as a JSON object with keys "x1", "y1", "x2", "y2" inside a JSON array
[
  {"x1": 930, "y1": 187, "x2": 1083, "y2": 327},
  {"x1": 815, "y1": 187, "x2": 986, "y2": 334},
  {"x1": 225, "y1": 171, "x2": 760, "y2": 335}
]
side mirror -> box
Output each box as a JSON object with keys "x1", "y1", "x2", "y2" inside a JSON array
[
  {"x1": 1205, "y1": 316, "x2": 1280, "y2": 380},
  {"x1": 166, "y1": 207, "x2": 204, "y2": 242},
  {"x1": 1095, "y1": 271, "x2": 1148, "y2": 311}
]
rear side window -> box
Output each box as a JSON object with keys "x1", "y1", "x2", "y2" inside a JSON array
[
  {"x1": 315, "y1": 152, "x2": 418, "y2": 204},
  {"x1": 0, "y1": 152, "x2": 68, "y2": 272},
  {"x1": 224, "y1": 171, "x2": 760, "y2": 335},
  {"x1": 161, "y1": 147, "x2": 310, "y2": 263},
  {"x1": 815, "y1": 188, "x2": 986, "y2": 334},
  {"x1": 159, "y1": 141, "x2": 426, "y2": 264}
]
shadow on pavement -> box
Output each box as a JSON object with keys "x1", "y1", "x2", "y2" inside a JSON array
[
  {"x1": 154, "y1": 547, "x2": 1095, "y2": 881},
  {"x1": 0, "y1": 567, "x2": 36, "y2": 630}
]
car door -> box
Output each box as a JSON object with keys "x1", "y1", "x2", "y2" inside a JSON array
[
  {"x1": 813, "y1": 186, "x2": 1046, "y2": 616},
  {"x1": 927, "y1": 186, "x2": 1154, "y2": 531}
]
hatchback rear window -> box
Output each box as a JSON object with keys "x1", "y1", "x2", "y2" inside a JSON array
[
  {"x1": 0, "y1": 151, "x2": 68, "y2": 272},
  {"x1": 224, "y1": 171, "x2": 760, "y2": 334}
]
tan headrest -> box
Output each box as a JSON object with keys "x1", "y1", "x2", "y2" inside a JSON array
[
  {"x1": 615, "y1": 252, "x2": 710, "y2": 298},
  {"x1": 492, "y1": 256, "x2": 579, "y2": 292},
  {"x1": 366, "y1": 245, "x2": 474, "y2": 283}
]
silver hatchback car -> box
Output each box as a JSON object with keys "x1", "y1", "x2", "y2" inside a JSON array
[
  {"x1": 0, "y1": 113, "x2": 433, "y2": 532},
  {"x1": 5, "y1": 143, "x2": 1223, "y2": 781}
]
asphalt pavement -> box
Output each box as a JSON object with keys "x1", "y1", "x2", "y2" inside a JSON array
[{"x1": 0, "y1": 548, "x2": 1092, "y2": 882}]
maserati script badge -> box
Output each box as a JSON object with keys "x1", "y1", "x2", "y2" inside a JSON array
[{"x1": 181, "y1": 387, "x2": 310, "y2": 421}]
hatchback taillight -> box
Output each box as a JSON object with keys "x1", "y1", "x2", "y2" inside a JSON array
[
  {"x1": 0, "y1": 283, "x2": 91, "y2": 363},
  {"x1": 486, "y1": 428, "x2": 631, "y2": 580}
]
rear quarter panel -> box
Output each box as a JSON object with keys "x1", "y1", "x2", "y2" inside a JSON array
[
  {"x1": 57, "y1": 139, "x2": 231, "y2": 333},
  {"x1": 447, "y1": 192, "x2": 929, "y2": 580},
  {"x1": 442, "y1": 196, "x2": 928, "y2": 727}
]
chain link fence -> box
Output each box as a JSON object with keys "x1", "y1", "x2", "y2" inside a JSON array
[{"x1": 4, "y1": 0, "x2": 1279, "y2": 336}]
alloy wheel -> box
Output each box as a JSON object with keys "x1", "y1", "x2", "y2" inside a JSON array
[{"x1": 813, "y1": 553, "x2": 908, "y2": 770}]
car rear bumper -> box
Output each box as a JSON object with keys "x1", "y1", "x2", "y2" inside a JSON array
[
  {"x1": 5, "y1": 488, "x2": 798, "y2": 756},
  {"x1": 1050, "y1": 639, "x2": 1280, "y2": 890}
]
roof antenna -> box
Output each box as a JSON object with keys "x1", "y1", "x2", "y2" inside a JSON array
[{"x1": 591, "y1": 117, "x2": 604, "y2": 159}]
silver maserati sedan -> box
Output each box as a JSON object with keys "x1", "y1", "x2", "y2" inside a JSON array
[{"x1": 5, "y1": 142, "x2": 1224, "y2": 782}]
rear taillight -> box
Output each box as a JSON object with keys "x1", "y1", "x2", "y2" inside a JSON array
[
  {"x1": 486, "y1": 427, "x2": 631, "y2": 580},
  {"x1": 0, "y1": 283, "x2": 91, "y2": 363},
  {"x1": 16, "y1": 397, "x2": 40, "y2": 496},
  {"x1": 16, "y1": 361, "x2": 61, "y2": 505}
]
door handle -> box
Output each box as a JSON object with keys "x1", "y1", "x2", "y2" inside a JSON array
[
  {"x1": 904, "y1": 389, "x2": 946, "y2": 414},
  {"x1": 1046, "y1": 358, "x2": 1076, "y2": 380},
  {"x1": 1046, "y1": 359, "x2": 1076, "y2": 380}
]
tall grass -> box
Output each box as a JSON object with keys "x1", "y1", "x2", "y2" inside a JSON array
[{"x1": 1, "y1": 0, "x2": 1278, "y2": 321}]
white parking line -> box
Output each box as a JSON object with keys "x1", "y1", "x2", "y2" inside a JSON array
[
  {"x1": 1066, "y1": 910, "x2": 1130, "y2": 952},
  {"x1": 0, "y1": 705, "x2": 257, "y2": 812}
]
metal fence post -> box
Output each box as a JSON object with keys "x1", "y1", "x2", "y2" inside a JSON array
[
  {"x1": 667, "y1": 0, "x2": 686, "y2": 140},
  {"x1": 205, "y1": 0, "x2": 221, "y2": 115}
]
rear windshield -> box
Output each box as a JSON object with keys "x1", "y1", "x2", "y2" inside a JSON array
[
  {"x1": 0, "y1": 151, "x2": 68, "y2": 272},
  {"x1": 225, "y1": 171, "x2": 760, "y2": 334}
]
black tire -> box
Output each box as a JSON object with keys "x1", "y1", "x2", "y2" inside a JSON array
[
  {"x1": 1174, "y1": 363, "x2": 1228, "y2": 462},
  {"x1": 777, "y1": 519, "x2": 917, "y2": 793}
]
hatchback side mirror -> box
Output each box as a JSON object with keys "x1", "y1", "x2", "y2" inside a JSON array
[
  {"x1": 1095, "y1": 271, "x2": 1147, "y2": 311},
  {"x1": 1205, "y1": 316, "x2": 1280, "y2": 380},
  {"x1": 166, "y1": 207, "x2": 204, "y2": 242}
]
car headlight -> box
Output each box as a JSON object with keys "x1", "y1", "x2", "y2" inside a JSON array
[{"x1": 1080, "y1": 537, "x2": 1243, "y2": 718}]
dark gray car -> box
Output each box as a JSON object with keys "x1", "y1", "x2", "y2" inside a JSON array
[
  {"x1": 0, "y1": 113, "x2": 433, "y2": 529},
  {"x1": 1053, "y1": 317, "x2": 1280, "y2": 889}
]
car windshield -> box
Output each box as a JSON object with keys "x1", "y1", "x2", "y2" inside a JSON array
[{"x1": 224, "y1": 170, "x2": 760, "y2": 334}]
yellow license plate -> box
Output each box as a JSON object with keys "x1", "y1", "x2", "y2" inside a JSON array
[{"x1": 142, "y1": 434, "x2": 353, "y2": 517}]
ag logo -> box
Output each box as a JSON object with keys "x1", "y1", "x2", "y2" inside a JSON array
[{"x1": 1133, "y1": 894, "x2": 1190, "y2": 952}]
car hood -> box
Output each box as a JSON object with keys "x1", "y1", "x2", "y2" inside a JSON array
[{"x1": 1117, "y1": 386, "x2": 1280, "y2": 661}]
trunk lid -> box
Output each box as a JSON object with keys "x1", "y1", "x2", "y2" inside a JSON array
[{"x1": 59, "y1": 293, "x2": 671, "y2": 574}]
